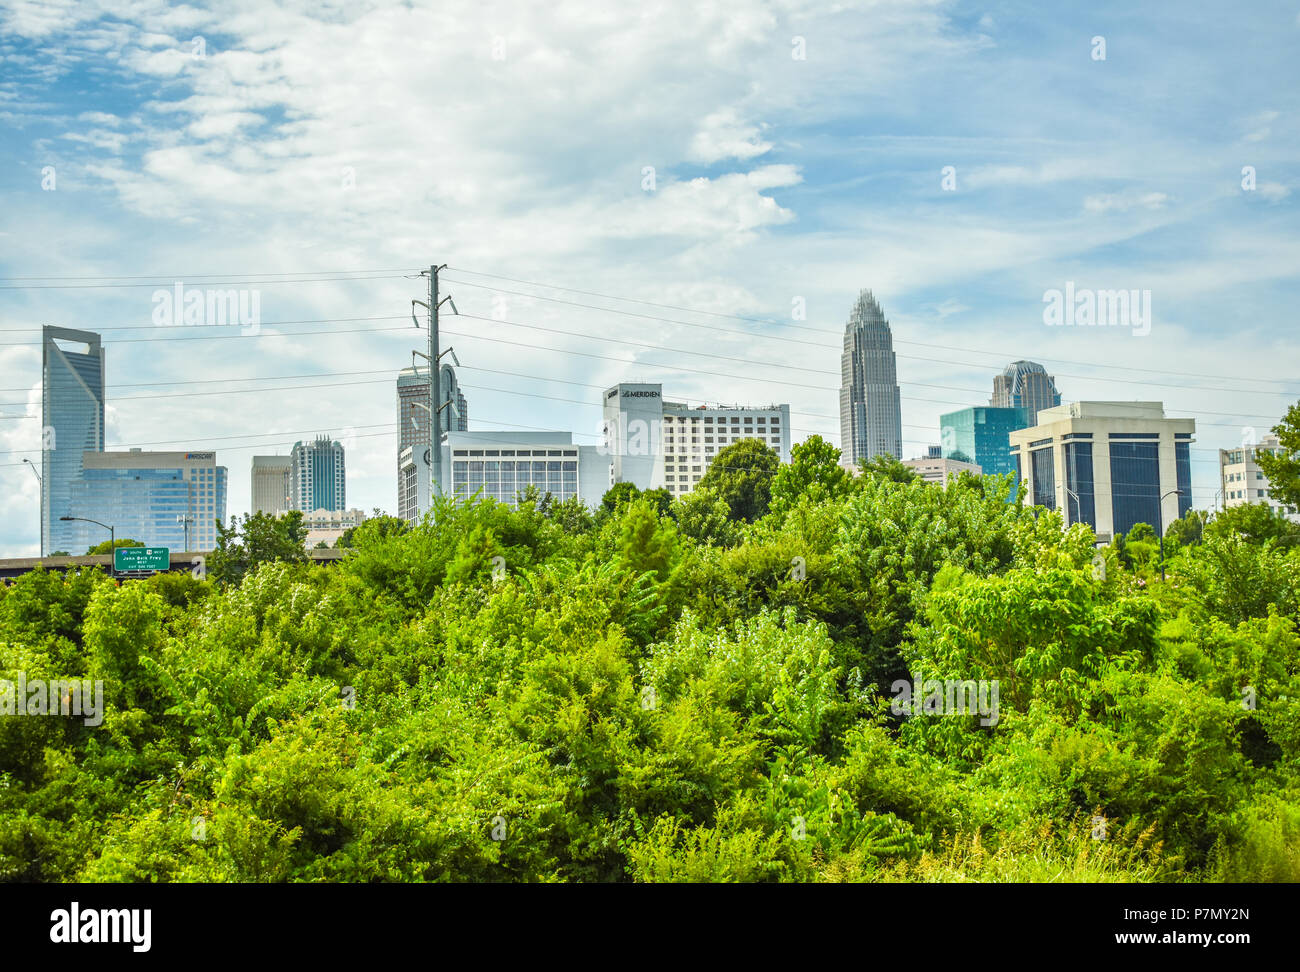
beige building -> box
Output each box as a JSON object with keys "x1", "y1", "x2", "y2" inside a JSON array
[
  {"x1": 1220, "y1": 433, "x2": 1299, "y2": 521},
  {"x1": 1009, "y1": 402, "x2": 1194, "y2": 542},
  {"x1": 903, "y1": 447, "x2": 982, "y2": 485},
  {"x1": 251, "y1": 455, "x2": 292, "y2": 515},
  {"x1": 301, "y1": 508, "x2": 367, "y2": 548}
]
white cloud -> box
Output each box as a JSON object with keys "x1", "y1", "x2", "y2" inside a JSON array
[{"x1": 688, "y1": 107, "x2": 773, "y2": 164}]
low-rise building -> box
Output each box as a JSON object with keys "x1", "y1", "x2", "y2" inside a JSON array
[{"x1": 1008, "y1": 401, "x2": 1194, "y2": 542}]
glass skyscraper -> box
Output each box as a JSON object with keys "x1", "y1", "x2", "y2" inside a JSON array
[
  {"x1": 839, "y1": 290, "x2": 902, "y2": 465},
  {"x1": 940, "y1": 406, "x2": 1031, "y2": 479},
  {"x1": 990, "y1": 360, "x2": 1062, "y2": 424},
  {"x1": 42, "y1": 326, "x2": 105, "y2": 556},
  {"x1": 65, "y1": 451, "x2": 227, "y2": 552}
]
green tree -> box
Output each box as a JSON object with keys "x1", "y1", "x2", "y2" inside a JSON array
[
  {"x1": 769, "y1": 434, "x2": 853, "y2": 519},
  {"x1": 337, "y1": 511, "x2": 408, "y2": 548},
  {"x1": 86, "y1": 538, "x2": 144, "y2": 556},
  {"x1": 601, "y1": 482, "x2": 642, "y2": 513},
  {"x1": 858, "y1": 454, "x2": 921, "y2": 484},
  {"x1": 1255, "y1": 402, "x2": 1300, "y2": 512},
  {"x1": 697, "y1": 438, "x2": 780, "y2": 522},
  {"x1": 207, "y1": 511, "x2": 308, "y2": 586}
]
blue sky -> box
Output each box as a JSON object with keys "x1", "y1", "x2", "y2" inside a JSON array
[{"x1": 2, "y1": 0, "x2": 1298, "y2": 555}]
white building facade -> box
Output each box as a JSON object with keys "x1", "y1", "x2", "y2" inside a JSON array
[
  {"x1": 602, "y1": 382, "x2": 791, "y2": 497},
  {"x1": 1220, "y1": 433, "x2": 1299, "y2": 521},
  {"x1": 1009, "y1": 402, "x2": 1194, "y2": 542}
]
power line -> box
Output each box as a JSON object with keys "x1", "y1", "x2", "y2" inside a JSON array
[{"x1": 444, "y1": 265, "x2": 1300, "y2": 389}]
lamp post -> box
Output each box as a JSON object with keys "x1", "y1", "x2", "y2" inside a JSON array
[
  {"x1": 59, "y1": 515, "x2": 114, "y2": 578},
  {"x1": 177, "y1": 514, "x2": 193, "y2": 552},
  {"x1": 1056, "y1": 482, "x2": 1080, "y2": 526},
  {"x1": 1156, "y1": 488, "x2": 1182, "y2": 583}
]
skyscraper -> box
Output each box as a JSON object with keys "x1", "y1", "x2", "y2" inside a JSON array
[
  {"x1": 839, "y1": 290, "x2": 902, "y2": 465},
  {"x1": 396, "y1": 363, "x2": 468, "y2": 515},
  {"x1": 290, "y1": 437, "x2": 346, "y2": 512},
  {"x1": 990, "y1": 360, "x2": 1062, "y2": 423},
  {"x1": 65, "y1": 450, "x2": 227, "y2": 551},
  {"x1": 250, "y1": 455, "x2": 292, "y2": 515},
  {"x1": 42, "y1": 326, "x2": 105, "y2": 556}
]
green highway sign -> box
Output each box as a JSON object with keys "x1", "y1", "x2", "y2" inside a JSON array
[{"x1": 114, "y1": 546, "x2": 170, "y2": 572}]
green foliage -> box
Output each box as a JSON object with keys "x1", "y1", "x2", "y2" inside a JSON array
[
  {"x1": 857, "y1": 454, "x2": 921, "y2": 484},
  {"x1": 87, "y1": 538, "x2": 144, "y2": 556},
  {"x1": 697, "y1": 438, "x2": 780, "y2": 522},
  {"x1": 2, "y1": 445, "x2": 1296, "y2": 884},
  {"x1": 1255, "y1": 401, "x2": 1300, "y2": 512},
  {"x1": 208, "y1": 511, "x2": 308, "y2": 586}
]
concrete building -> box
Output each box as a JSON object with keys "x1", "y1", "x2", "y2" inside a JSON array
[
  {"x1": 602, "y1": 382, "x2": 791, "y2": 496},
  {"x1": 42, "y1": 326, "x2": 105, "y2": 556},
  {"x1": 1220, "y1": 433, "x2": 1299, "y2": 521},
  {"x1": 250, "y1": 455, "x2": 292, "y2": 515},
  {"x1": 940, "y1": 406, "x2": 1031, "y2": 479},
  {"x1": 1009, "y1": 402, "x2": 1194, "y2": 542},
  {"x1": 991, "y1": 360, "x2": 1061, "y2": 424},
  {"x1": 441, "y1": 431, "x2": 609, "y2": 508},
  {"x1": 904, "y1": 445, "x2": 982, "y2": 486},
  {"x1": 63, "y1": 449, "x2": 227, "y2": 552},
  {"x1": 839, "y1": 290, "x2": 902, "y2": 465},
  {"x1": 290, "y1": 436, "x2": 345, "y2": 512},
  {"x1": 301, "y1": 508, "x2": 367, "y2": 548}
]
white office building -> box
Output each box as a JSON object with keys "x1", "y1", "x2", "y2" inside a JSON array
[
  {"x1": 1220, "y1": 433, "x2": 1299, "y2": 521},
  {"x1": 1009, "y1": 402, "x2": 1194, "y2": 542},
  {"x1": 602, "y1": 382, "x2": 791, "y2": 496},
  {"x1": 441, "y1": 431, "x2": 609, "y2": 508}
]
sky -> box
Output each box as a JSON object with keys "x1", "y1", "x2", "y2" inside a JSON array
[{"x1": 1, "y1": 0, "x2": 1297, "y2": 556}]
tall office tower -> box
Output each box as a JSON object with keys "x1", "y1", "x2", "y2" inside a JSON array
[
  {"x1": 290, "y1": 436, "x2": 346, "y2": 512},
  {"x1": 1008, "y1": 402, "x2": 1194, "y2": 540},
  {"x1": 42, "y1": 326, "x2": 106, "y2": 556},
  {"x1": 839, "y1": 290, "x2": 903, "y2": 466},
  {"x1": 396, "y1": 363, "x2": 468, "y2": 514},
  {"x1": 65, "y1": 450, "x2": 227, "y2": 551},
  {"x1": 250, "y1": 455, "x2": 292, "y2": 515},
  {"x1": 990, "y1": 360, "x2": 1062, "y2": 424}
]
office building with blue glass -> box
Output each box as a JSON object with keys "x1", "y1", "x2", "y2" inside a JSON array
[
  {"x1": 940, "y1": 406, "x2": 1030, "y2": 479},
  {"x1": 42, "y1": 326, "x2": 105, "y2": 556},
  {"x1": 1009, "y1": 402, "x2": 1194, "y2": 542},
  {"x1": 64, "y1": 450, "x2": 228, "y2": 552}
]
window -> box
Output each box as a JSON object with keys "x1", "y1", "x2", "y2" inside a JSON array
[{"x1": 1110, "y1": 441, "x2": 1160, "y2": 535}]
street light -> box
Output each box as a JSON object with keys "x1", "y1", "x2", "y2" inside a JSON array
[
  {"x1": 1056, "y1": 482, "x2": 1080, "y2": 526},
  {"x1": 177, "y1": 514, "x2": 194, "y2": 552},
  {"x1": 1156, "y1": 488, "x2": 1182, "y2": 583},
  {"x1": 59, "y1": 515, "x2": 114, "y2": 578}
]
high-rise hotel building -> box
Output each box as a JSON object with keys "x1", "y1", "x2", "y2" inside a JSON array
[
  {"x1": 602, "y1": 382, "x2": 791, "y2": 496},
  {"x1": 42, "y1": 326, "x2": 105, "y2": 556},
  {"x1": 1009, "y1": 402, "x2": 1194, "y2": 541},
  {"x1": 839, "y1": 290, "x2": 902, "y2": 466}
]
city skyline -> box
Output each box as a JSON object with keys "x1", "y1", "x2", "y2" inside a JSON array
[{"x1": 2, "y1": 1, "x2": 1299, "y2": 555}]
